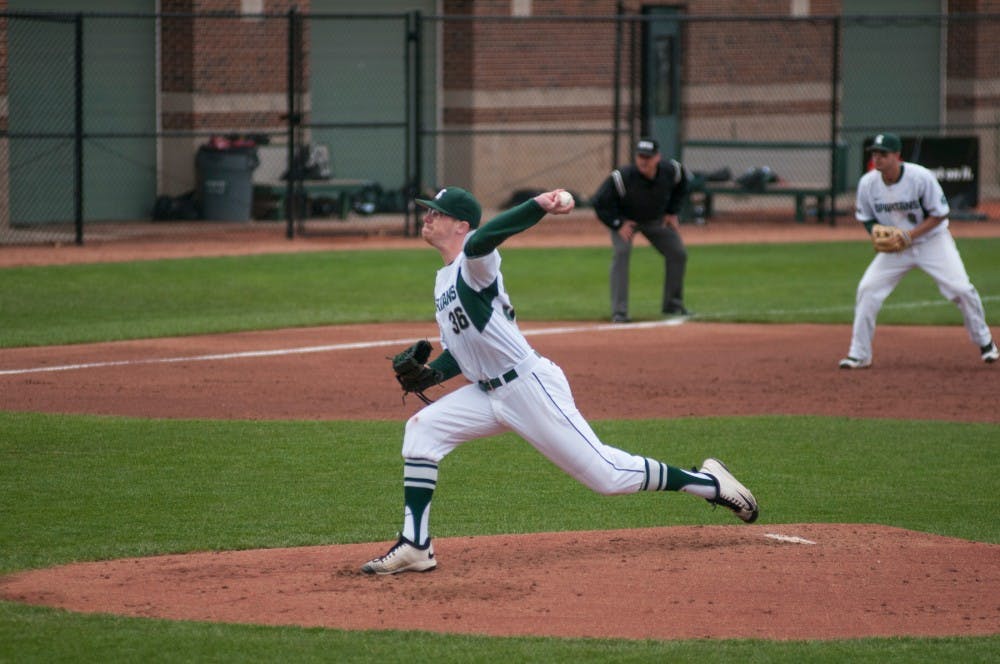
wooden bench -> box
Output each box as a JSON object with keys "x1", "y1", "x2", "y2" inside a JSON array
[
  {"x1": 251, "y1": 145, "x2": 375, "y2": 220},
  {"x1": 252, "y1": 180, "x2": 375, "y2": 220},
  {"x1": 681, "y1": 140, "x2": 849, "y2": 223}
]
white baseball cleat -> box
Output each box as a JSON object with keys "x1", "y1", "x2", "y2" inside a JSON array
[
  {"x1": 838, "y1": 356, "x2": 872, "y2": 369},
  {"x1": 361, "y1": 536, "x2": 436, "y2": 575},
  {"x1": 700, "y1": 458, "x2": 759, "y2": 523},
  {"x1": 981, "y1": 341, "x2": 999, "y2": 363}
]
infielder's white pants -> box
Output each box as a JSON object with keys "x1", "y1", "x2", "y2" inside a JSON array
[
  {"x1": 402, "y1": 354, "x2": 649, "y2": 495},
  {"x1": 847, "y1": 231, "x2": 992, "y2": 361}
]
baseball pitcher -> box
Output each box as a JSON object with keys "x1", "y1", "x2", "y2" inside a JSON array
[{"x1": 362, "y1": 186, "x2": 758, "y2": 575}]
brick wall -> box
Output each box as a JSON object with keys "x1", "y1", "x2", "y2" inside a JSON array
[
  {"x1": 158, "y1": 0, "x2": 309, "y2": 193},
  {"x1": 161, "y1": 0, "x2": 305, "y2": 130}
]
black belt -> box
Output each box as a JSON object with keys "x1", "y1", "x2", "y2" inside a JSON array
[
  {"x1": 478, "y1": 352, "x2": 541, "y2": 392},
  {"x1": 478, "y1": 368, "x2": 519, "y2": 392}
]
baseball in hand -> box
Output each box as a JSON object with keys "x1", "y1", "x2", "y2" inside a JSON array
[{"x1": 557, "y1": 191, "x2": 573, "y2": 207}]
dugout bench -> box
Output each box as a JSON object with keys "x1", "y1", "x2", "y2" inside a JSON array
[
  {"x1": 681, "y1": 140, "x2": 849, "y2": 223},
  {"x1": 252, "y1": 180, "x2": 375, "y2": 220},
  {"x1": 251, "y1": 144, "x2": 375, "y2": 220}
]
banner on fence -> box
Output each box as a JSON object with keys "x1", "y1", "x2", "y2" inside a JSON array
[{"x1": 862, "y1": 136, "x2": 979, "y2": 209}]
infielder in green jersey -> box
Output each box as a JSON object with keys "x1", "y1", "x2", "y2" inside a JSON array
[
  {"x1": 839, "y1": 132, "x2": 997, "y2": 369},
  {"x1": 361, "y1": 186, "x2": 758, "y2": 575}
]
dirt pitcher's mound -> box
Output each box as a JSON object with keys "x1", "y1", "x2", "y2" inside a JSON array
[{"x1": 2, "y1": 524, "x2": 997, "y2": 641}]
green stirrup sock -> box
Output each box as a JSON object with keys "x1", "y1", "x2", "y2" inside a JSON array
[
  {"x1": 665, "y1": 465, "x2": 717, "y2": 499},
  {"x1": 403, "y1": 485, "x2": 433, "y2": 546},
  {"x1": 402, "y1": 459, "x2": 438, "y2": 546}
]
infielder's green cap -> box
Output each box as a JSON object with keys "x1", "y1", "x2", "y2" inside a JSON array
[
  {"x1": 866, "y1": 132, "x2": 902, "y2": 153},
  {"x1": 415, "y1": 187, "x2": 482, "y2": 228}
]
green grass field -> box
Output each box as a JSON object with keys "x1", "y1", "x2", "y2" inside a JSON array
[
  {"x1": 1, "y1": 238, "x2": 998, "y2": 662},
  {"x1": 2, "y1": 239, "x2": 997, "y2": 347}
]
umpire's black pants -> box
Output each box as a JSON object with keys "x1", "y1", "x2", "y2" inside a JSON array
[{"x1": 609, "y1": 220, "x2": 687, "y2": 318}]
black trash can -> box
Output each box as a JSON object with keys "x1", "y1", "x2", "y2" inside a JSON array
[{"x1": 196, "y1": 142, "x2": 259, "y2": 221}]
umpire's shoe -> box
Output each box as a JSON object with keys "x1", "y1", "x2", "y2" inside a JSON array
[
  {"x1": 361, "y1": 536, "x2": 436, "y2": 575},
  {"x1": 700, "y1": 458, "x2": 759, "y2": 523}
]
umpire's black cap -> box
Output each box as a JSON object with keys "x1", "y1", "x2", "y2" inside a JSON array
[
  {"x1": 415, "y1": 187, "x2": 482, "y2": 228},
  {"x1": 635, "y1": 137, "x2": 659, "y2": 156}
]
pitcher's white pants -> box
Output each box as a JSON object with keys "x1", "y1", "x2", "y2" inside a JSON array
[
  {"x1": 847, "y1": 231, "x2": 992, "y2": 361},
  {"x1": 402, "y1": 355, "x2": 649, "y2": 495}
]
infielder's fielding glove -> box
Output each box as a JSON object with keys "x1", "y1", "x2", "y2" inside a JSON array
[
  {"x1": 871, "y1": 223, "x2": 911, "y2": 253},
  {"x1": 391, "y1": 339, "x2": 444, "y2": 405}
]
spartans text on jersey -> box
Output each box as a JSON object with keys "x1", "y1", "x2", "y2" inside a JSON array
[
  {"x1": 436, "y1": 285, "x2": 458, "y2": 312},
  {"x1": 873, "y1": 199, "x2": 922, "y2": 213}
]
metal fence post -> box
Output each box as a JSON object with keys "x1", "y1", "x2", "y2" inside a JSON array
[
  {"x1": 284, "y1": 7, "x2": 301, "y2": 240},
  {"x1": 612, "y1": 1, "x2": 623, "y2": 170},
  {"x1": 629, "y1": 16, "x2": 639, "y2": 153},
  {"x1": 829, "y1": 15, "x2": 841, "y2": 226},
  {"x1": 74, "y1": 13, "x2": 84, "y2": 245},
  {"x1": 406, "y1": 10, "x2": 421, "y2": 237}
]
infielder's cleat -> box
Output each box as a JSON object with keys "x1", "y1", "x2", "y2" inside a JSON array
[
  {"x1": 981, "y1": 341, "x2": 999, "y2": 363},
  {"x1": 611, "y1": 314, "x2": 632, "y2": 324},
  {"x1": 700, "y1": 458, "x2": 759, "y2": 523},
  {"x1": 361, "y1": 536, "x2": 436, "y2": 575},
  {"x1": 838, "y1": 356, "x2": 872, "y2": 369},
  {"x1": 663, "y1": 306, "x2": 691, "y2": 318}
]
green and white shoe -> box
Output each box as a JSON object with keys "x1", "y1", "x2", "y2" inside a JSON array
[
  {"x1": 361, "y1": 536, "x2": 436, "y2": 575},
  {"x1": 700, "y1": 458, "x2": 759, "y2": 523}
]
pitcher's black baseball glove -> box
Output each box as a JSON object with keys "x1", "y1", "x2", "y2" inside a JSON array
[{"x1": 392, "y1": 340, "x2": 444, "y2": 404}]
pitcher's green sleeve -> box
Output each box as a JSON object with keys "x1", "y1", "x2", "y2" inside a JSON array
[
  {"x1": 464, "y1": 199, "x2": 547, "y2": 258},
  {"x1": 428, "y1": 349, "x2": 461, "y2": 381}
]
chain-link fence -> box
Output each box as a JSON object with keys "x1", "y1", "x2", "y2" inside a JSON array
[
  {"x1": 1, "y1": 10, "x2": 997, "y2": 245},
  {"x1": 1, "y1": 10, "x2": 295, "y2": 245}
]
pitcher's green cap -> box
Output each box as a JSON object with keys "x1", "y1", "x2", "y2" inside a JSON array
[{"x1": 415, "y1": 187, "x2": 482, "y2": 228}]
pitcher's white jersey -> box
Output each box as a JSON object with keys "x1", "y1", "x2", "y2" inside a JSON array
[
  {"x1": 416, "y1": 233, "x2": 654, "y2": 497},
  {"x1": 855, "y1": 162, "x2": 950, "y2": 242},
  {"x1": 433, "y1": 237, "x2": 533, "y2": 383}
]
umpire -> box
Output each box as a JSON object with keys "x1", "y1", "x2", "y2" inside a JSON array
[{"x1": 591, "y1": 137, "x2": 691, "y2": 322}]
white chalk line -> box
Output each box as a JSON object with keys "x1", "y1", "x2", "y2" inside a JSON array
[
  {"x1": 764, "y1": 533, "x2": 817, "y2": 545},
  {"x1": 694, "y1": 293, "x2": 999, "y2": 320},
  {"x1": 0, "y1": 317, "x2": 688, "y2": 377}
]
